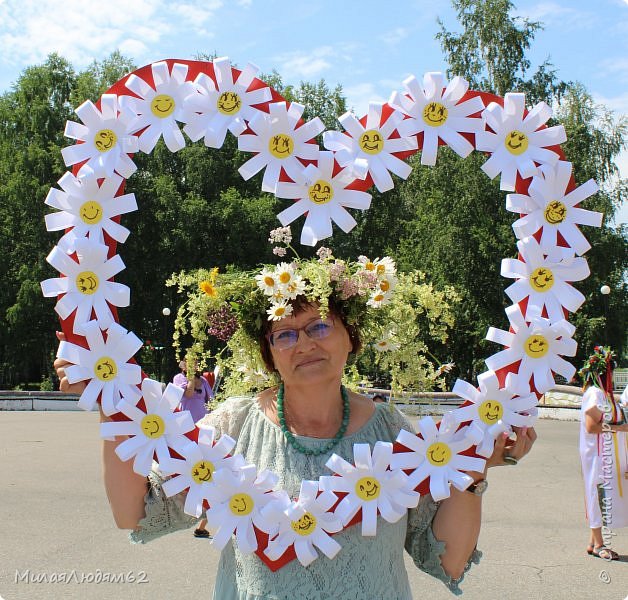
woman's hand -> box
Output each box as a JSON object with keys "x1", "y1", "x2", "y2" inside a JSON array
[
  {"x1": 53, "y1": 331, "x2": 86, "y2": 395},
  {"x1": 487, "y1": 426, "x2": 537, "y2": 468}
]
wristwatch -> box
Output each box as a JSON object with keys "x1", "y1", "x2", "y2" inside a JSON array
[{"x1": 466, "y1": 479, "x2": 488, "y2": 496}]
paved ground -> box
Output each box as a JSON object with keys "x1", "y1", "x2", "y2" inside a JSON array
[{"x1": 0, "y1": 412, "x2": 626, "y2": 600}]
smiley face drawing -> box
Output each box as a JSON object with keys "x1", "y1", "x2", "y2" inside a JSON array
[
  {"x1": 76, "y1": 270, "x2": 99, "y2": 295},
  {"x1": 290, "y1": 512, "x2": 317, "y2": 536},
  {"x1": 426, "y1": 442, "x2": 452, "y2": 467},
  {"x1": 359, "y1": 129, "x2": 383, "y2": 155},
  {"x1": 355, "y1": 476, "x2": 381, "y2": 501},
  {"x1": 524, "y1": 334, "x2": 549, "y2": 358},
  {"x1": 191, "y1": 460, "x2": 215, "y2": 484},
  {"x1": 94, "y1": 129, "x2": 117, "y2": 153},
  {"x1": 530, "y1": 267, "x2": 555, "y2": 292},
  {"x1": 504, "y1": 130, "x2": 529, "y2": 155},
  {"x1": 308, "y1": 180, "x2": 333, "y2": 205},
  {"x1": 94, "y1": 356, "x2": 118, "y2": 382},
  {"x1": 217, "y1": 91, "x2": 242, "y2": 115},
  {"x1": 422, "y1": 102, "x2": 449, "y2": 127},
  {"x1": 268, "y1": 133, "x2": 294, "y2": 158},
  {"x1": 150, "y1": 94, "x2": 176, "y2": 119},
  {"x1": 543, "y1": 200, "x2": 567, "y2": 225},
  {"x1": 229, "y1": 493, "x2": 254, "y2": 516},
  {"x1": 79, "y1": 200, "x2": 103, "y2": 225},
  {"x1": 478, "y1": 400, "x2": 504, "y2": 425},
  {"x1": 140, "y1": 413, "x2": 165, "y2": 439}
]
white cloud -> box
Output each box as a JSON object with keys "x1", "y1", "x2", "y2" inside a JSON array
[
  {"x1": 379, "y1": 27, "x2": 409, "y2": 45},
  {"x1": 0, "y1": 0, "x2": 222, "y2": 70},
  {"x1": 236, "y1": 0, "x2": 252, "y2": 6},
  {"x1": 343, "y1": 82, "x2": 387, "y2": 116},
  {"x1": 598, "y1": 56, "x2": 628, "y2": 83},
  {"x1": 274, "y1": 47, "x2": 334, "y2": 79},
  {"x1": 517, "y1": 2, "x2": 595, "y2": 29}
]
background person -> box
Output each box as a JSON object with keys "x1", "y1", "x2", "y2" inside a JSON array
[{"x1": 578, "y1": 346, "x2": 628, "y2": 560}]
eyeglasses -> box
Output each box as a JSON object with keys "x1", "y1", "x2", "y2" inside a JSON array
[{"x1": 267, "y1": 318, "x2": 335, "y2": 350}]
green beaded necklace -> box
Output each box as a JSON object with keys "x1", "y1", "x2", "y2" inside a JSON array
[{"x1": 276, "y1": 383, "x2": 350, "y2": 456}]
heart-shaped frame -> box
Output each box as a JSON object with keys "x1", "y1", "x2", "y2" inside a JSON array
[{"x1": 42, "y1": 56, "x2": 602, "y2": 570}]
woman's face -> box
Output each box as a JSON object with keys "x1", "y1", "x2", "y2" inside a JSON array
[{"x1": 267, "y1": 305, "x2": 352, "y2": 387}]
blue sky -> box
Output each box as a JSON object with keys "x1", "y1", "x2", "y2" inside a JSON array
[{"x1": 0, "y1": 0, "x2": 626, "y2": 222}]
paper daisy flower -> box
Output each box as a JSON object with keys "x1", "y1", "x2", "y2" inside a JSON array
[
  {"x1": 183, "y1": 57, "x2": 271, "y2": 148},
  {"x1": 261, "y1": 480, "x2": 343, "y2": 566},
  {"x1": 451, "y1": 371, "x2": 538, "y2": 457},
  {"x1": 238, "y1": 101, "x2": 324, "y2": 193},
  {"x1": 507, "y1": 161, "x2": 602, "y2": 255},
  {"x1": 373, "y1": 332, "x2": 400, "y2": 352},
  {"x1": 44, "y1": 171, "x2": 137, "y2": 252},
  {"x1": 486, "y1": 304, "x2": 577, "y2": 394},
  {"x1": 323, "y1": 103, "x2": 417, "y2": 192},
  {"x1": 99, "y1": 378, "x2": 195, "y2": 475},
  {"x1": 390, "y1": 416, "x2": 485, "y2": 501},
  {"x1": 205, "y1": 465, "x2": 279, "y2": 554},
  {"x1": 390, "y1": 72, "x2": 484, "y2": 166},
  {"x1": 267, "y1": 300, "x2": 293, "y2": 321},
  {"x1": 501, "y1": 236, "x2": 590, "y2": 322},
  {"x1": 41, "y1": 238, "x2": 130, "y2": 334},
  {"x1": 55, "y1": 321, "x2": 142, "y2": 415},
  {"x1": 160, "y1": 426, "x2": 244, "y2": 517},
  {"x1": 476, "y1": 93, "x2": 566, "y2": 191},
  {"x1": 275, "y1": 151, "x2": 372, "y2": 245},
  {"x1": 320, "y1": 442, "x2": 420, "y2": 536},
  {"x1": 121, "y1": 61, "x2": 194, "y2": 154},
  {"x1": 61, "y1": 95, "x2": 139, "y2": 178}
]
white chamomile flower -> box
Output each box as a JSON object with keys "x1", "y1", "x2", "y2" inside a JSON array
[
  {"x1": 451, "y1": 371, "x2": 538, "y2": 457},
  {"x1": 390, "y1": 72, "x2": 485, "y2": 166},
  {"x1": 183, "y1": 57, "x2": 271, "y2": 148},
  {"x1": 507, "y1": 161, "x2": 602, "y2": 255},
  {"x1": 373, "y1": 332, "x2": 400, "y2": 352},
  {"x1": 501, "y1": 236, "x2": 590, "y2": 322},
  {"x1": 391, "y1": 415, "x2": 485, "y2": 501},
  {"x1": 41, "y1": 238, "x2": 130, "y2": 334},
  {"x1": 99, "y1": 378, "x2": 195, "y2": 475},
  {"x1": 377, "y1": 273, "x2": 397, "y2": 295},
  {"x1": 160, "y1": 426, "x2": 244, "y2": 518},
  {"x1": 476, "y1": 93, "x2": 567, "y2": 191},
  {"x1": 366, "y1": 290, "x2": 392, "y2": 308},
  {"x1": 55, "y1": 321, "x2": 142, "y2": 415},
  {"x1": 275, "y1": 151, "x2": 372, "y2": 246},
  {"x1": 205, "y1": 465, "x2": 279, "y2": 554},
  {"x1": 374, "y1": 256, "x2": 396, "y2": 277},
  {"x1": 267, "y1": 300, "x2": 293, "y2": 321},
  {"x1": 256, "y1": 268, "x2": 280, "y2": 296},
  {"x1": 320, "y1": 442, "x2": 420, "y2": 536},
  {"x1": 238, "y1": 101, "x2": 324, "y2": 193},
  {"x1": 284, "y1": 274, "x2": 307, "y2": 300},
  {"x1": 486, "y1": 304, "x2": 577, "y2": 394},
  {"x1": 324, "y1": 102, "x2": 417, "y2": 192},
  {"x1": 237, "y1": 364, "x2": 270, "y2": 387},
  {"x1": 44, "y1": 171, "x2": 138, "y2": 252},
  {"x1": 61, "y1": 95, "x2": 139, "y2": 178},
  {"x1": 260, "y1": 480, "x2": 343, "y2": 566},
  {"x1": 274, "y1": 262, "x2": 296, "y2": 287},
  {"x1": 121, "y1": 61, "x2": 194, "y2": 153}
]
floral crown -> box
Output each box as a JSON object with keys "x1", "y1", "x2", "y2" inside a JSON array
[
  {"x1": 577, "y1": 345, "x2": 616, "y2": 387},
  {"x1": 167, "y1": 227, "x2": 457, "y2": 398}
]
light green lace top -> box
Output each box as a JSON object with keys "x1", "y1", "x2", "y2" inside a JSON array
[{"x1": 130, "y1": 397, "x2": 480, "y2": 598}]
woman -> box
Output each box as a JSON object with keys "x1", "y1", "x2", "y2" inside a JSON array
[
  {"x1": 578, "y1": 346, "x2": 628, "y2": 560},
  {"x1": 54, "y1": 254, "x2": 536, "y2": 598}
]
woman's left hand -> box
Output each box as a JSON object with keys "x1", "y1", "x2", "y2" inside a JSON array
[{"x1": 486, "y1": 426, "x2": 538, "y2": 468}]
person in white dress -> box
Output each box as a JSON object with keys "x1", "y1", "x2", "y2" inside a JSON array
[{"x1": 578, "y1": 346, "x2": 628, "y2": 560}]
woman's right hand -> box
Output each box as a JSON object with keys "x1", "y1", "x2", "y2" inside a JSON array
[{"x1": 54, "y1": 331, "x2": 86, "y2": 394}]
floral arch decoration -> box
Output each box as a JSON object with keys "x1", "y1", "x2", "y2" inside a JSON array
[{"x1": 42, "y1": 57, "x2": 602, "y2": 570}]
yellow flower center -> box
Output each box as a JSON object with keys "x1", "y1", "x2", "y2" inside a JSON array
[
  {"x1": 268, "y1": 133, "x2": 294, "y2": 158},
  {"x1": 76, "y1": 271, "x2": 99, "y2": 295},
  {"x1": 290, "y1": 512, "x2": 317, "y2": 536},
  {"x1": 422, "y1": 101, "x2": 448, "y2": 127},
  {"x1": 229, "y1": 493, "x2": 253, "y2": 516},
  {"x1": 504, "y1": 130, "x2": 529, "y2": 155},
  {"x1": 79, "y1": 200, "x2": 103, "y2": 224},
  {"x1": 140, "y1": 413, "x2": 165, "y2": 439},
  {"x1": 355, "y1": 476, "x2": 381, "y2": 501},
  {"x1": 94, "y1": 356, "x2": 118, "y2": 382},
  {"x1": 543, "y1": 200, "x2": 567, "y2": 225},
  {"x1": 217, "y1": 91, "x2": 242, "y2": 115},
  {"x1": 150, "y1": 94, "x2": 176, "y2": 118},
  {"x1": 478, "y1": 400, "x2": 504, "y2": 425},
  {"x1": 94, "y1": 129, "x2": 117, "y2": 153},
  {"x1": 529, "y1": 267, "x2": 555, "y2": 292},
  {"x1": 426, "y1": 442, "x2": 452, "y2": 466},
  {"x1": 191, "y1": 460, "x2": 215, "y2": 484},
  {"x1": 359, "y1": 129, "x2": 383, "y2": 155},
  {"x1": 524, "y1": 334, "x2": 549, "y2": 358}
]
